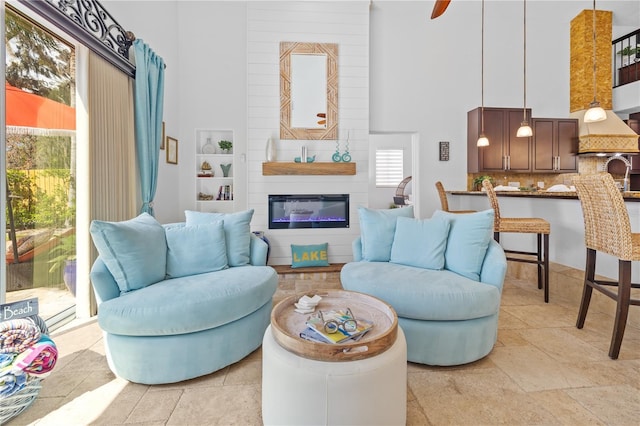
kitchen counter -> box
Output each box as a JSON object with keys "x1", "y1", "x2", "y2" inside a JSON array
[{"x1": 449, "y1": 190, "x2": 640, "y2": 201}]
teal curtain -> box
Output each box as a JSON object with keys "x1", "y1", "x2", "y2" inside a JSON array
[{"x1": 133, "y1": 39, "x2": 165, "y2": 216}]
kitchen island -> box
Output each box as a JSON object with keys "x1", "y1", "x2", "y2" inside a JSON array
[{"x1": 448, "y1": 190, "x2": 640, "y2": 281}]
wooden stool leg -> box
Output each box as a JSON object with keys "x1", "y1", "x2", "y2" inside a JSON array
[
  {"x1": 537, "y1": 233, "x2": 543, "y2": 290},
  {"x1": 543, "y1": 233, "x2": 549, "y2": 303},
  {"x1": 577, "y1": 248, "x2": 596, "y2": 329},
  {"x1": 609, "y1": 260, "x2": 631, "y2": 359}
]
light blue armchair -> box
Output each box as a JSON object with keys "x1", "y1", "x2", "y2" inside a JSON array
[{"x1": 341, "y1": 208, "x2": 507, "y2": 365}]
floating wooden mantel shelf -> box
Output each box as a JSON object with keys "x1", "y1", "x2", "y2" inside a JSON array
[{"x1": 262, "y1": 162, "x2": 356, "y2": 176}]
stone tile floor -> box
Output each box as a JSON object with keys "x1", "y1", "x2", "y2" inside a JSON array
[{"x1": 6, "y1": 272, "x2": 640, "y2": 425}]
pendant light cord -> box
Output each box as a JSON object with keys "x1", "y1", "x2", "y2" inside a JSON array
[
  {"x1": 522, "y1": 0, "x2": 527, "y2": 121},
  {"x1": 481, "y1": 0, "x2": 485, "y2": 134},
  {"x1": 592, "y1": 0, "x2": 597, "y2": 103}
]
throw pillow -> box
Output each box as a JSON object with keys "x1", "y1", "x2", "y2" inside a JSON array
[
  {"x1": 165, "y1": 222, "x2": 228, "y2": 278},
  {"x1": 185, "y1": 209, "x2": 254, "y2": 266},
  {"x1": 389, "y1": 215, "x2": 450, "y2": 270},
  {"x1": 357, "y1": 206, "x2": 414, "y2": 261},
  {"x1": 90, "y1": 212, "x2": 166, "y2": 294},
  {"x1": 291, "y1": 243, "x2": 329, "y2": 268},
  {"x1": 432, "y1": 209, "x2": 494, "y2": 281}
]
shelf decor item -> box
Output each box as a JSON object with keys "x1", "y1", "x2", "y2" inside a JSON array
[
  {"x1": 199, "y1": 161, "x2": 213, "y2": 177},
  {"x1": 221, "y1": 163, "x2": 232, "y2": 177},
  {"x1": 202, "y1": 138, "x2": 215, "y2": 154},
  {"x1": 218, "y1": 140, "x2": 232, "y2": 154},
  {"x1": 266, "y1": 138, "x2": 277, "y2": 162}
]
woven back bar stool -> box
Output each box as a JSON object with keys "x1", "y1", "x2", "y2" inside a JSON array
[
  {"x1": 482, "y1": 179, "x2": 551, "y2": 302},
  {"x1": 573, "y1": 173, "x2": 640, "y2": 359},
  {"x1": 435, "y1": 181, "x2": 476, "y2": 214}
]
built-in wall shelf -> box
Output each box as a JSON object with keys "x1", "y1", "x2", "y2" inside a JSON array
[{"x1": 262, "y1": 162, "x2": 356, "y2": 176}]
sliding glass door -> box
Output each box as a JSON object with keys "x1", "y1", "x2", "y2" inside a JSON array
[{"x1": 4, "y1": 5, "x2": 76, "y2": 330}]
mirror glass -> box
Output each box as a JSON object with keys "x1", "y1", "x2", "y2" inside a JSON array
[
  {"x1": 291, "y1": 54, "x2": 327, "y2": 129},
  {"x1": 280, "y1": 42, "x2": 338, "y2": 140}
]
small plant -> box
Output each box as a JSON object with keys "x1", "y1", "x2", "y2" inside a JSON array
[
  {"x1": 218, "y1": 140, "x2": 233, "y2": 152},
  {"x1": 617, "y1": 46, "x2": 640, "y2": 57},
  {"x1": 473, "y1": 175, "x2": 495, "y2": 190},
  {"x1": 617, "y1": 46, "x2": 640, "y2": 65}
]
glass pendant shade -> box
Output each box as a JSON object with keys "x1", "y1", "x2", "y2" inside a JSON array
[
  {"x1": 516, "y1": 121, "x2": 533, "y2": 137},
  {"x1": 477, "y1": 133, "x2": 490, "y2": 147},
  {"x1": 584, "y1": 101, "x2": 607, "y2": 123}
]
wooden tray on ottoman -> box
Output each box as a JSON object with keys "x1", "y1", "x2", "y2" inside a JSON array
[{"x1": 270, "y1": 289, "x2": 398, "y2": 362}]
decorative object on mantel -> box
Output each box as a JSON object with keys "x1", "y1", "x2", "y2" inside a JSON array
[
  {"x1": 265, "y1": 138, "x2": 277, "y2": 162},
  {"x1": 221, "y1": 163, "x2": 232, "y2": 177},
  {"x1": 332, "y1": 131, "x2": 352, "y2": 162},
  {"x1": 294, "y1": 155, "x2": 316, "y2": 163},
  {"x1": 341, "y1": 131, "x2": 352, "y2": 162},
  {"x1": 218, "y1": 140, "x2": 232, "y2": 154},
  {"x1": 332, "y1": 139, "x2": 342, "y2": 162}
]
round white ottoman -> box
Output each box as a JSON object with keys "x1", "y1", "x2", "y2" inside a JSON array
[{"x1": 262, "y1": 325, "x2": 407, "y2": 426}]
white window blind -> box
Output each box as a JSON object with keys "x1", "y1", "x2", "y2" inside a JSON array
[{"x1": 376, "y1": 149, "x2": 404, "y2": 187}]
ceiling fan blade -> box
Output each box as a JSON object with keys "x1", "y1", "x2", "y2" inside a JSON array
[{"x1": 431, "y1": 0, "x2": 452, "y2": 19}]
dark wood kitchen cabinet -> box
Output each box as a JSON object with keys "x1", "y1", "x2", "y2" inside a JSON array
[
  {"x1": 531, "y1": 118, "x2": 579, "y2": 173},
  {"x1": 468, "y1": 107, "x2": 532, "y2": 173}
]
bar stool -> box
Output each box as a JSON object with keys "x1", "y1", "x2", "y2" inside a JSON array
[
  {"x1": 573, "y1": 173, "x2": 640, "y2": 359},
  {"x1": 482, "y1": 179, "x2": 550, "y2": 302},
  {"x1": 435, "y1": 181, "x2": 476, "y2": 213}
]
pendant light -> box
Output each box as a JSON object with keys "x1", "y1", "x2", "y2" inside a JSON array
[
  {"x1": 584, "y1": 0, "x2": 607, "y2": 123},
  {"x1": 477, "y1": 0, "x2": 489, "y2": 147},
  {"x1": 516, "y1": 0, "x2": 533, "y2": 137}
]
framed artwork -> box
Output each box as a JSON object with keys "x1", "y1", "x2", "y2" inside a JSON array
[
  {"x1": 160, "y1": 121, "x2": 166, "y2": 150},
  {"x1": 166, "y1": 137, "x2": 178, "y2": 164}
]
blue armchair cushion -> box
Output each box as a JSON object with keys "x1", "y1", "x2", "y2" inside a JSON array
[
  {"x1": 291, "y1": 243, "x2": 329, "y2": 268},
  {"x1": 357, "y1": 206, "x2": 414, "y2": 261},
  {"x1": 185, "y1": 209, "x2": 254, "y2": 266},
  {"x1": 390, "y1": 215, "x2": 450, "y2": 270},
  {"x1": 90, "y1": 212, "x2": 166, "y2": 294},
  {"x1": 432, "y1": 209, "x2": 494, "y2": 281},
  {"x1": 165, "y1": 222, "x2": 228, "y2": 278}
]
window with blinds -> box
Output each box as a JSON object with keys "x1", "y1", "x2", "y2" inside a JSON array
[{"x1": 375, "y1": 149, "x2": 404, "y2": 187}]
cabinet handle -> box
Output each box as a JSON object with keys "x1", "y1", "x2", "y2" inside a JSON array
[{"x1": 507, "y1": 156, "x2": 511, "y2": 170}]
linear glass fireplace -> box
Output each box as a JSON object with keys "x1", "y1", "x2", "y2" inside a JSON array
[{"x1": 268, "y1": 194, "x2": 349, "y2": 229}]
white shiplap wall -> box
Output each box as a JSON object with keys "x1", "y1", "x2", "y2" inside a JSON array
[{"x1": 247, "y1": 1, "x2": 370, "y2": 265}]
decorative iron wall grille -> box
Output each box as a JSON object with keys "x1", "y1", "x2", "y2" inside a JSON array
[{"x1": 18, "y1": 0, "x2": 135, "y2": 77}]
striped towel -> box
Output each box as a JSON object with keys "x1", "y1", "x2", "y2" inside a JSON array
[
  {"x1": 0, "y1": 369, "x2": 27, "y2": 397},
  {"x1": 12, "y1": 335, "x2": 58, "y2": 377},
  {"x1": 0, "y1": 318, "x2": 41, "y2": 354}
]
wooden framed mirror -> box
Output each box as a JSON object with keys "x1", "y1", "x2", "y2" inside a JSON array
[{"x1": 280, "y1": 42, "x2": 338, "y2": 140}]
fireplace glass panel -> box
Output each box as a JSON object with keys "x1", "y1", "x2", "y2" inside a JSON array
[{"x1": 268, "y1": 194, "x2": 349, "y2": 229}]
